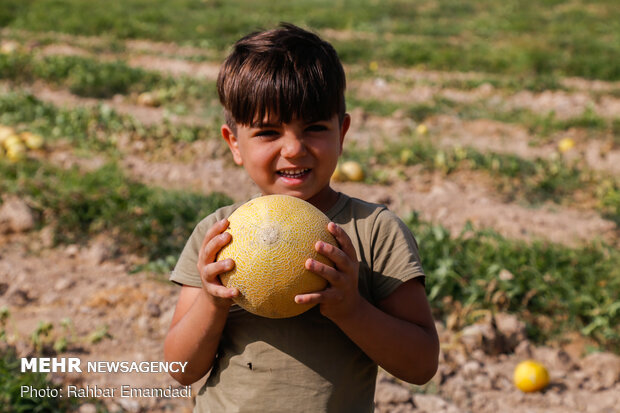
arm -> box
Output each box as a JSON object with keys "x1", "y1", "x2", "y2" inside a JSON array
[
  {"x1": 164, "y1": 219, "x2": 239, "y2": 385},
  {"x1": 332, "y1": 279, "x2": 438, "y2": 384},
  {"x1": 296, "y1": 223, "x2": 439, "y2": 384}
]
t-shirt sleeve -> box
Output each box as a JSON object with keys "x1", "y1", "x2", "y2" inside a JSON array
[
  {"x1": 169, "y1": 218, "x2": 209, "y2": 287},
  {"x1": 169, "y1": 203, "x2": 240, "y2": 287},
  {"x1": 370, "y1": 209, "x2": 425, "y2": 301}
]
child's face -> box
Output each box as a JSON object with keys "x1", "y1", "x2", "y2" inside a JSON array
[{"x1": 222, "y1": 113, "x2": 350, "y2": 211}]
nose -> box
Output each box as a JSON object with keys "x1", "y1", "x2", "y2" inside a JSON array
[{"x1": 280, "y1": 132, "x2": 307, "y2": 159}]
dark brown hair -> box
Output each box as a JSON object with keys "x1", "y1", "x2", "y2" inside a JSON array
[{"x1": 217, "y1": 23, "x2": 346, "y2": 130}]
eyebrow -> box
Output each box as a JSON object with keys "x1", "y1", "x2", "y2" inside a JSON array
[{"x1": 250, "y1": 121, "x2": 281, "y2": 128}]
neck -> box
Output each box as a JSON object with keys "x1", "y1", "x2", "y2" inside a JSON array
[{"x1": 305, "y1": 186, "x2": 340, "y2": 213}]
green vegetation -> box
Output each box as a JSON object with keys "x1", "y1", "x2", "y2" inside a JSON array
[
  {"x1": 0, "y1": 346, "x2": 83, "y2": 412},
  {"x1": 1, "y1": 156, "x2": 617, "y2": 351},
  {"x1": 0, "y1": 91, "x2": 130, "y2": 152},
  {"x1": 15, "y1": 50, "x2": 614, "y2": 141},
  {"x1": 0, "y1": 311, "x2": 106, "y2": 412},
  {"x1": 348, "y1": 65, "x2": 569, "y2": 93},
  {"x1": 343, "y1": 136, "x2": 620, "y2": 224},
  {"x1": 0, "y1": 53, "x2": 158, "y2": 97},
  {"x1": 0, "y1": 159, "x2": 232, "y2": 261},
  {"x1": 347, "y1": 93, "x2": 617, "y2": 142},
  {"x1": 5, "y1": 90, "x2": 617, "y2": 225},
  {"x1": 2, "y1": 0, "x2": 620, "y2": 80},
  {"x1": 1, "y1": 1, "x2": 619, "y2": 410},
  {"x1": 0, "y1": 52, "x2": 215, "y2": 101},
  {"x1": 2, "y1": 88, "x2": 617, "y2": 227},
  {"x1": 2, "y1": 48, "x2": 616, "y2": 145},
  {"x1": 0, "y1": 92, "x2": 222, "y2": 151},
  {"x1": 406, "y1": 214, "x2": 620, "y2": 352}
]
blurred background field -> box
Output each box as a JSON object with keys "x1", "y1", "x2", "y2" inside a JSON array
[{"x1": 1, "y1": 1, "x2": 619, "y2": 412}]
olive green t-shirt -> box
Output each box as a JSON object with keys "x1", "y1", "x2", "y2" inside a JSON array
[{"x1": 170, "y1": 193, "x2": 425, "y2": 413}]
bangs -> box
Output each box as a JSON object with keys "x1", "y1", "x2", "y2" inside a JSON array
[{"x1": 217, "y1": 25, "x2": 346, "y2": 127}]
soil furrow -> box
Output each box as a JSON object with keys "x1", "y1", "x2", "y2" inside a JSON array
[
  {"x1": 3, "y1": 25, "x2": 620, "y2": 413},
  {"x1": 351, "y1": 78, "x2": 620, "y2": 121},
  {"x1": 8, "y1": 35, "x2": 618, "y2": 119},
  {"x1": 13, "y1": 84, "x2": 619, "y2": 247},
  {"x1": 24, "y1": 83, "x2": 620, "y2": 176},
  {"x1": 117, "y1": 155, "x2": 617, "y2": 247}
]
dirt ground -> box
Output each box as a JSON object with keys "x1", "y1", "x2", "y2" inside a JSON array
[
  {"x1": 1, "y1": 35, "x2": 619, "y2": 412},
  {"x1": 2, "y1": 220, "x2": 619, "y2": 413}
]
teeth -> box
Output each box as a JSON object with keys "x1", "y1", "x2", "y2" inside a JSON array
[{"x1": 279, "y1": 168, "x2": 309, "y2": 177}]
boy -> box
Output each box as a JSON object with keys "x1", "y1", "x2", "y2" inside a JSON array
[{"x1": 164, "y1": 23, "x2": 439, "y2": 412}]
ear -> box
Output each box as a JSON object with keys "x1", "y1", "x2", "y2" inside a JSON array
[
  {"x1": 221, "y1": 124, "x2": 244, "y2": 166},
  {"x1": 338, "y1": 113, "x2": 351, "y2": 155}
]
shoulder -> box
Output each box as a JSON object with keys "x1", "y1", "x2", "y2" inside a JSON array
[
  {"x1": 332, "y1": 193, "x2": 419, "y2": 261},
  {"x1": 331, "y1": 193, "x2": 388, "y2": 225},
  {"x1": 193, "y1": 199, "x2": 247, "y2": 235},
  {"x1": 336, "y1": 194, "x2": 425, "y2": 301},
  {"x1": 170, "y1": 198, "x2": 251, "y2": 287},
  {"x1": 333, "y1": 193, "x2": 406, "y2": 235},
  {"x1": 191, "y1": 193, "x2": 266, "y2": 240}
]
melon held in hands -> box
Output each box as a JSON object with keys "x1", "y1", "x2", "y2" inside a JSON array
[{"x1": 216, "y1": 195, "x2": 336, "y2": 318}]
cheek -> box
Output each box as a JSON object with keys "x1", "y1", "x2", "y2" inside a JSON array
[
  {"x1": 321, "y1": 140, "x2": 342, "y2": 162},
  {"x1": 244, "y1": 147, "x2": 276, "y2": 172},
  {"x1": 313, "y1": 136, "x2": 339, "y2": 152}
]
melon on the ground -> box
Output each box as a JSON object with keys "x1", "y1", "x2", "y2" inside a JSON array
[{"x1": 216, "y1": 194, "x2": 336, "y2": 318}]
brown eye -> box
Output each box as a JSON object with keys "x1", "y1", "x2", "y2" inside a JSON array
[
  {"x1": 255, "y1": 130, "x2": 278, "y2": 138},
  {"x1": 306, "y1": 124, "x2": 327, "y2": 132}
]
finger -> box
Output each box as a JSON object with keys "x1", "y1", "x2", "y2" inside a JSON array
[
  {"x1": 200, "y1": 259, "x2": 238, "y2": 297},
  {"x1": 295, "y1": 288, "x2": 343, "y2": 305},
  {"x1": 198, "y1": 219, "x2": 229, "y2": 260},
  {"x1": 327, "y1": 222, "x2": 357, "y2": 261},
  {"x1": 314, "y1": 239, "x2": 353, "y2": 274},
  {"x1": 305, "y1": 258, "x2": 343, "y2": 285},
  {"x1": 200, "y1": 258, "x2": 235, "y2": 283},
  {"x1": 200, "y1": 219, "x2": 230, "y2": 252},
  {"x1": 294, "y1": 292, "x2": 322, "y2": 305},
  {"x1": 202, "y1": 231, "x2": 233, "y2": 264},
  {"x1": 205, "y1": 283, "x2": 239, "y2": 299}
]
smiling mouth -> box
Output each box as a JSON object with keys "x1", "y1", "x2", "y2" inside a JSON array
[{"x1": 277, "y1": 168, "x2": 311, "y2": 178}]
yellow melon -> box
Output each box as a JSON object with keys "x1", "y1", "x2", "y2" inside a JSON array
[
  {"x1": 0, "y1": 125, "x2": 15, "y2": 143},
  {"x1": 216, "y1": 194, "x2": 336, "y2": 318},
  {"x1": 513, "y1": 360, "x2": 550, "y2": 392},
  {"x1": 340, "y1": 161, "x2": 365, "y2": 182},
  {"x1": 20, "y1": 132, "x2": 44, "y2": 150},
  {"x1": 331, "y1": 164, "x2": 344, "y2": 181}
]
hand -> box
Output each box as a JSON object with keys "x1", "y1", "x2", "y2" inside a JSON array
[
  {"x1": 196, "y1": 218, "x2": 239, "y2": 308},
  {"x1": 295, "y1": 222, "x2": 362, "y2": 322}
]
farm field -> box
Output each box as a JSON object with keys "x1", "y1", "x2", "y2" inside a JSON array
[{"x1": 1, "y1": 1, "x2": 619, "y2": 412}]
